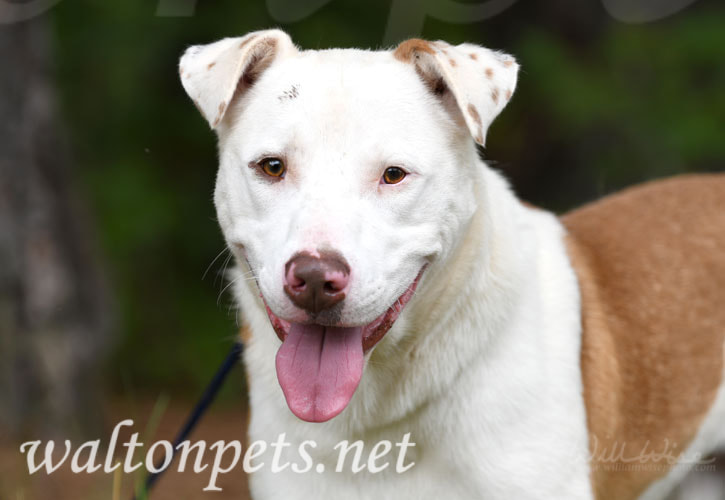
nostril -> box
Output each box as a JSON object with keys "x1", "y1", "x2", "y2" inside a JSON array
[
  {"x1": 285, "y1": 262, "x2": 306, "y2": 291},
  {"x1": 290, "y1": 277, "x2": 306, "y2": 290},
  {"x1": 322, "y1": 270, "x2": 349, "y2": 293}
]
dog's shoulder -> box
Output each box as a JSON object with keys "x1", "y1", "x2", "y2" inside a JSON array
[{"x1": 561, "y1": 174, "x2": 725, "y2": 500}]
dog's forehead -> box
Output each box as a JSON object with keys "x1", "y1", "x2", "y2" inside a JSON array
[
  {"x1": 229, "y1": 48, "x2": 446, "y2": 156},
  {"x1": 252, "y1": 48, "x2": 428, "y2": 113}
]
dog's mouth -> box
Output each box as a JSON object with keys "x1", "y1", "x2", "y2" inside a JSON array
[{"x1": 262, "y1": 268, "x2": 424, "y2": 423}]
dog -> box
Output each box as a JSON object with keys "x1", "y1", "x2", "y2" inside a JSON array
[{"x1": 178, "y1": 29, "x2": 725, "y2": 500}]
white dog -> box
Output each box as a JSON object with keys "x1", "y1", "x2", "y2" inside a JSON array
[{"x1": 179, "y1": 30, "x2": 725, "y2": 500}]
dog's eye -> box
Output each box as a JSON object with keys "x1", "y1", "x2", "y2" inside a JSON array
[
  {"x1": 382, "y1": 167, "x2": 406, "y2": 185},
  {"x1": 258, "y1": 158, "x2": 286, "y2": 178}
]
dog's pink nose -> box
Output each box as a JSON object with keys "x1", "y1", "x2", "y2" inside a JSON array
[{"x1": 283, "y1": 251, "x2": 350, "y2": 314}]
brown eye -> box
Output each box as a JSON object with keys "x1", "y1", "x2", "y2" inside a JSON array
[
  {"x1": 382, "y1": 166, "x2": 406, "y2": 185},
  {"x1": 259, "y1": 158, "x2": 286, "y2": 178}
]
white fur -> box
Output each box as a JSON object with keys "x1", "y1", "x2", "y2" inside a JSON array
[
  {"x1": 179, "y1": 31, "x2": 721, "y2": 500},
  {"x1": 234, "y1": 167, "x2": 593, "y2": 500}
]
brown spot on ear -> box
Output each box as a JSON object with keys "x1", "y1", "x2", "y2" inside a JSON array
[
  {"x1": 467, "y1": 104, "x2": 482, "y2": 127},
  {"x1": 396, "y1": 39, "x2": 448, "y2": 97},
  {"x1": 475, "y1": 129, "x2": 484, "y2": 145},
  {"x1": 393, "y1": 38, "x2": 436, "y2": 62},
  {"x1": 492, "y1": 88, "x2": 500, "y2": 103},
  {"x1": 449, "y1": 58, "x2": 457, "y2": 67},
  {"x1": 485, "y1": 67, "x2": 494, "y2": 79},
  {"x1": 469, "y1": 53, "x2": 478, "y2": 61},
  {"x1": 503, "y1": 60, "x2": 514, "y2": 68},
  {"x1": 212, "y1": 101, "x2": 228, "y2": 128},
  {"x1": 207, "y1": 62, "x2": 216, "y2": 69},
  {"x1": 506, "y1": 89, "x2": 512, "y2": 101}
]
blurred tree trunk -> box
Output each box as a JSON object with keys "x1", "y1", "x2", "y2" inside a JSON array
[{"x1": 0, "y1": 18, "x2": 113, "y2": 438}]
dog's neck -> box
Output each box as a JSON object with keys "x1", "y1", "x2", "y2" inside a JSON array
[{"x1": 412, "y1": 161, "x2": 528, "y2": 339}]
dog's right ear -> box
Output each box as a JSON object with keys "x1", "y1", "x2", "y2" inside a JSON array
[
  {"x1": 179, "y1": 29, "x2": 298, "y2": 129},
  {"x1": 393, "y1": 38, "x2": 518, "y2": 147}
]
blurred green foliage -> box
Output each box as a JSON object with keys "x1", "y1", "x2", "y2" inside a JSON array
[{"x1": 47, "y1": 0, "x2": 724, "y2": 400}]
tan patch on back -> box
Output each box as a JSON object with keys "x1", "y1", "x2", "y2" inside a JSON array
[
  {"x1": 393, "y1": 38, "x2": 436, "y2": 62},
  {"x1": 562, "y1": 174, "x2": 725, "y2": 500},
  {"x1": 485, "y1": 67, "x2": 494, "y2": 79},
  {"x1": 448, "y1": 58, "x2": 457, "y2": 67},
  {"x1": 207, "y1": 62, "x2": 216, "y2": 69},
  {"x1": 469, "y1": 53, "x2": 478, "y2": 61}
]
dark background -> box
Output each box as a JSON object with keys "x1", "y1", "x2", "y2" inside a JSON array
[{"x1": 0, "y1": 0, "x2": 723, "y2": 498}]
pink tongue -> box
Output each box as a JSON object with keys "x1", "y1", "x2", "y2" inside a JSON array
[{"x1": 275, "y1": 324, "x2": 364, "y2": 423}]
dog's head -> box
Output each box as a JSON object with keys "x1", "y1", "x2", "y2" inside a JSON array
[{"x1": 179, "y1": 30, "x2": 518, "y2": 423}]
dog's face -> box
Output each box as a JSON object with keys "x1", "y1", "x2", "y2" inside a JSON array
[{"x1": 180, "y1": 30, "x2": 518, "y2": 423}]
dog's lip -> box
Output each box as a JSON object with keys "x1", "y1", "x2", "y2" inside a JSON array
[{"x1": 262, "y1": 267, "x2": 425, "y2": 353}]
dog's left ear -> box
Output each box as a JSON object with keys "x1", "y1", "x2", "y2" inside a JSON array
[
  {"x1": 179, "y1": 29, "x2": 298, "y2": 129},
  {"x1": 394, "y1": 39, "x2": 519, "y2": 146}
]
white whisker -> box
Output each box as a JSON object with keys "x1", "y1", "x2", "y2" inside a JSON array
[
  {"x1": 217, "y1": 251, "x2": 234, "y2": 287},
  {"x1": 218, "y1": 275, "x2": 241, "y2": 305},
  {"x1": 202, "y1": 246, "x2": 230, "y2": 281}
]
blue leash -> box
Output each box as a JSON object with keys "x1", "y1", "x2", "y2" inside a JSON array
[{"x1": 132, "y1": 341, "x2": 243, "y2": 499}]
